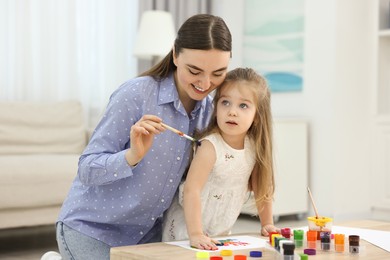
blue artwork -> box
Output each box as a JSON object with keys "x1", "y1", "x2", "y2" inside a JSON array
[{"x1": 243, "y1": 0, "x2": 305, "y2": 92}]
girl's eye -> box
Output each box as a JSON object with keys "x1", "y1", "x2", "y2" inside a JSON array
[
  {"x1": 221, "y1": 100, "x2": 230, "y2": 106},
  {"x1": 189, "y1": 69, "x2": 200, "y2": 75},
  {"x1": 240, "y1": 103, "x2": 248, "y2": 109}
]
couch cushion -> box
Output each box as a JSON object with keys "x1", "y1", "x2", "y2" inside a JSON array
[
  {"x1": 0, "y1": 100, "x2": 86, "y2": 154},
  {"x1": 0, "y1": 154, "x2": 79, "y2": 209}
]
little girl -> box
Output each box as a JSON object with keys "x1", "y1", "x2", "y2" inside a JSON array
[{"x1": 162, "y1": 68, "x2": 279, "y2": 250}]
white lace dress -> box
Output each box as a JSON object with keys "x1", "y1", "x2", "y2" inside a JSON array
[{"x1": 162, "y1": 132, "x2": 256, "y2": 241}]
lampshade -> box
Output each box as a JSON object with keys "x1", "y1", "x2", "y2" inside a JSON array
[{"x1": 133, "y1": 10, "x2": 176, "y2": 60}]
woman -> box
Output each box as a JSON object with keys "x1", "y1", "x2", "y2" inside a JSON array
[{"x1": 55, "y1": 14, "x2": 232, "y2": 260}]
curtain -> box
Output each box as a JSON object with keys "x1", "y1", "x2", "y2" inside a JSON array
[
  {"x1": 0, "y1": 0, "x2": 139, "y2": 127},
  {"x1": 136, "y1": 0, "x2": 211, "y2": 73},
  {"x1": 138, "y1": 0, "x2": 211, "y2": 29}
]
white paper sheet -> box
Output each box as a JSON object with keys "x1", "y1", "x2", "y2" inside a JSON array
[
  {"x1": 332, "y1": 226, "x2": 390, "y2": 253},
  {"x1": 164, "y1": 235, "x2": 268, "y2": 252}
]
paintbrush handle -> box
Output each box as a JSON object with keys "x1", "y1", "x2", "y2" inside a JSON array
[
  {"x1": 161, "y1": 122, "x2": 197, "y2": 142},
  {"x1": 307, "y1": 187, "x2": 320, "y2": 218},
  {"x1": 161, "y1": 123, "x2": 180, "y2": 134}
]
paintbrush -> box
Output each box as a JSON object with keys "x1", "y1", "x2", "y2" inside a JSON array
[
  {"x1": 161, "y1": 122, "x2": 201, "y2": 146},
  {"x1": 307, "y1": 187, "x2": 320, "y2": 219}
]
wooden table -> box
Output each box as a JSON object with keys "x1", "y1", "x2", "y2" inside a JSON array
[{"x1": 110, "y1": 220, "x2": 390, "y2": 260}]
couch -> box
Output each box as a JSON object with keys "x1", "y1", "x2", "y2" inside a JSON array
[{"x1": 0, "y1": 100, "x2": 88, "y2": 229}]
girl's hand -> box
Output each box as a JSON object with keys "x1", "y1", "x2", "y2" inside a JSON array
[
  {"x1": 126, "y1": 115, "x2": 164, "y2": 165},
  {"x1": 261, "y1": 224, "x2": 280, "y2": 236},
  {"x1": 189, "y1": 234, "x2": 219, "y2": 251}
]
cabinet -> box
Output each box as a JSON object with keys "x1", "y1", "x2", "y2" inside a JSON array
[
  {"x1": 371, "y1": 0, "x2": 390, "y2": 220},
  {"x1": 240, "y1": 119, "x2": 308, "y2": 222}
]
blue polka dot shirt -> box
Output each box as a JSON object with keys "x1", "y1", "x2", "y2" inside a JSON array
[{"x1": 58, "y1": 73, "x2": 213, "y2": 247}]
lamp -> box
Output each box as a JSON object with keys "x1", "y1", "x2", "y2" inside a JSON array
[{"x1": 134, "y1": 10, "x2": 176, "y2": 65}]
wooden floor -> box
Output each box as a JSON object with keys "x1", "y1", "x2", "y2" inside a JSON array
[{"x1": 0, "y1": 214, "x2": 306, "y2": 260}]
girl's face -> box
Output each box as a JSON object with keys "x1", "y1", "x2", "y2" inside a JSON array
[
  {"x1": 173, "y1": 48, "x2": 230, "y2": 102},
  {"x1": 216, "y1": 82, "x2": 257, "y2": 139}
]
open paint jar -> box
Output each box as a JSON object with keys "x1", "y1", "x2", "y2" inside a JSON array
[{"x1": 307, "y1": 216, "x2": 333, "y2": 240}]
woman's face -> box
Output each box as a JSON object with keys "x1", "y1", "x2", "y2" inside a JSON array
[{"x1": 173, "y1": 48, "x2": 231, "y2": 102}]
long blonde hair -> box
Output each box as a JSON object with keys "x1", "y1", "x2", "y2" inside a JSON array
[{"x1": 198, "y1": 67, "x2": 275, "y2": 204}]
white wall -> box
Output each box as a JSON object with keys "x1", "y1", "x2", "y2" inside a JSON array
[
  {"x1": 213, "y1": 0, "x2": 374, "y2": 221},
  {"x1": 211, "y1": 1, "x2": 244, "y2": 70}
]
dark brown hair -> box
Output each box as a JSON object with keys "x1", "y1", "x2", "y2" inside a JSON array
[{"x1": 140, "y1": 14, "x2": 232, "y2": 78}]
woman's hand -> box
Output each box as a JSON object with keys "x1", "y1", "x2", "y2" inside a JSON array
[
  {"x1": 125, "y1": 115, "x2": 164, "y2": 166},
  {"x1": 189, "y1": 233, "x2": 219, "y2": 251}
]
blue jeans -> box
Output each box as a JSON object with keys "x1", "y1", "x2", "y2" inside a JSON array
[
  {"x1": 56, "y1": 222, "x2": 110, "y2": 260},
  {"x1": 56, "y1": 221, "x2": 162, "y2": 259}
]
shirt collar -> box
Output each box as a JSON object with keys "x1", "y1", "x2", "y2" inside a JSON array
[{"x1": 157, "y1": 73, "x2": 177, "y2": 106}]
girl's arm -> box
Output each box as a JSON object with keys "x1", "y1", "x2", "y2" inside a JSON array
[
  {"x1": 183, "y1": 139, "x2": 220, "y2": 250},
  {"x1": 257, "y1": 200, "x2": 279, "y2": 236},
  {"x1": 251, "y1": 169, "x2": 280, "y2": 236}
]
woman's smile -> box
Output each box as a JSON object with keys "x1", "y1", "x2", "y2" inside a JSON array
[{"x1": 192, "y1": 83, "x2": 207, "y2": 93}]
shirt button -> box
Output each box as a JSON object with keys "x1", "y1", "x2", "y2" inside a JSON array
[
  {"x1": 161, "y1": 199, "x2": 165, "y2": 202},
  {"x1": 176, "y1": 157, "x2": 181, "y2": 161},
  {"x1": 151, "y1": 217, "x2": 155, "y2": 221},
  {"x1": 169, "y1": 179, "x2": 173, "y2": 182},
  {"x1": 114, "y1": 173, "x2": 117, "y2": 177}
]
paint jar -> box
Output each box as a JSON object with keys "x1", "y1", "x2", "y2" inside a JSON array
[
  {"x1": 275, "y1": 237, "x2": 287, "y2": 251},
  {"x1": 306, "y1": 230, "x2": 317, "y2": 249},
  {"x1": 282, "y1": 242, "x2": 295, "y2": 260},
  {"x1": 268, "y1": 231, "x2": 279, "y2": 244},
  {"x1": 299, "y1": 253, "x2": 308, "y2": 260},
  {"x1": 279, "y1": 240, "x2": 294, "y2": 255},
  {"x1": 303, "y1": 248, "x2": 316, "y2": 256},
  {"x1": 307, "y1": 216, "x2": 333, "y2": 240},
  {"x1": 271, "y1": 233, "x2": 282, "y2": 247},
  {"x1": 334, "y1": 234, "x2": 345, "y2": 253},
  {"x1": 249, "y1": 251, "x2": 262, "y2": 258},
  {"x1": 320, "y1": 231, "x2": 331, "y2": 251},
  {"x1": 281, "y1": 227, "x2": 291, "y2": 239},
  {"x1": 220, "y1": 249, "x2": 233, "y2": 256},
  {"x1": 349, "y1": 235, "x2": 360, "y2": 254},
  {"x1": 196, "y1": 251, "x2": 209, "y2": 259},
  {"x1": 293, "y1": 229, "x2": 304, "y2": 248}
]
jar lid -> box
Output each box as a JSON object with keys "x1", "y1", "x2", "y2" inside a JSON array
[
  {"x1": 249, "y1": 250, "x2": 263, "y2": 257},
  {"x1": 303, "y1": 248, "x2": 316, "y2": 255}
]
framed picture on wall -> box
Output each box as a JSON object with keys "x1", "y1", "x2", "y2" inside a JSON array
[{"x1": 243, "y1": 0, "x2": 305, "y2": 92}]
